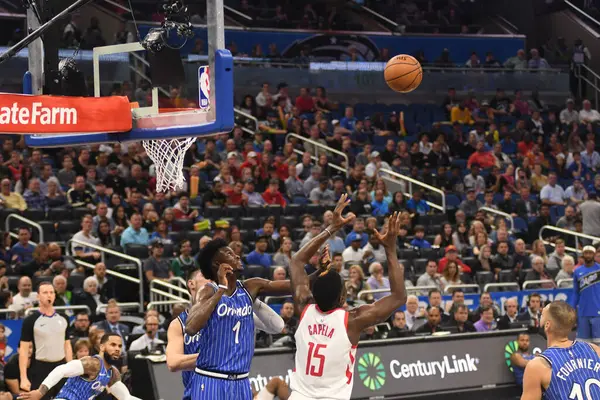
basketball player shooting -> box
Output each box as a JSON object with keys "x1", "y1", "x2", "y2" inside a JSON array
[
  {"x1": 17, "y1": 333, "x2": 140, "y2": 400},
  {"x1": 184, "y1": 239, "x2": 293, "y2": 399},
  {"x1": 521, "y1": 301, "x2": 600, "y2": 400},
  {"x1": 287, "y1": 195, "x2": 407, "y2": 400}
]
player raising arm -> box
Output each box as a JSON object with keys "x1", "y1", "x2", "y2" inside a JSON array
[
  {"x1": 18, "y1": 333, "x2": 140, "y2": 400},
  {"x1": 288, "y1": 195, "x2": 407, "y2": 400},
  {"x1": 521, "y1": 301, "x2": 600, "y2": 400}
]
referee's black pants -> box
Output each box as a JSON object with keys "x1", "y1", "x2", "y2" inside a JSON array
[{"x1": 29, "y1": 358, "x2": 66, "y2": 400}]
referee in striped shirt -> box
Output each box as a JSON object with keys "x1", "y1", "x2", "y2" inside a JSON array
[{"x1": 18, "y1": 281, "x2": 72, "y2": 399}]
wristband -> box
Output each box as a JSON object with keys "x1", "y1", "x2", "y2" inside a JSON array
[
  {"x1": 218, "y1": 284, "x2": 228, "y2": 290},
  {"x1": 324, "y1": 228, "x2": 333, "y2": 237}
]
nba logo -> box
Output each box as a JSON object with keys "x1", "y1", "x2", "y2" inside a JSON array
[{"x1": 198, "y1": 66, "x2": 210, "y2": 110}]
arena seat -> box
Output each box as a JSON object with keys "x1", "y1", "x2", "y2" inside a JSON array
[
  {"x1": 124, "y1": 244, "x2": 149, "y2": 259},
  {"x1": 476, "y1": 271, "x2": 495, "y2": 289},
  {"x1": 46, "y1": 208, "x2": 72, "y2": 222},
  {"x1": 203, "y1": 206, "x2": 222, "y2": 219},
  {"x1": 22, "y1": 209, "x2": 46, "y2": 222}
]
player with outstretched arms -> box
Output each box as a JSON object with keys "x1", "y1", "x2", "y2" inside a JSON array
[
  {"x1": 167, "y1": 268, "x2": 285, "y2": 400},
  {"x1": 572, "y1": 245, "x2": 600, "y2": 345},
  {"x1": 17, "y1": 333, "x2": 140, "y2": 400},
  {"x1": 288, "y1": 195, "x2": 407, "y2": 400},
  {"x1": 521, "y1": 301, "x2": 600, "y2": 400}
]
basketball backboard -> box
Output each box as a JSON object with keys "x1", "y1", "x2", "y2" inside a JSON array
[{"x1": 20, "y1": 0, "x2": 233, "y2": 147}]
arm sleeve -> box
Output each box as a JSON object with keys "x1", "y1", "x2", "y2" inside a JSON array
[
  {"x1": 110, "y1": 381, "x2": 142, "y2": 400},
  {"x1": 253, "y1": 300, "x2": 285, "y2": 334},
  {"x1": 20, "y1": 313, "x2": 37, "y2": 342},
  {"x1": 41, "y1": 360, "x2": 85, "y2": 390}
]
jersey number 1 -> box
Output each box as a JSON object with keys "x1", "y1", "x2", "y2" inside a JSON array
[
  {"x1": 306, "y1": 342, "x2": 326, "y2": 377},
  {"x1": 233, "y1": 321, "x2": 241, "y2": 344},
  {"x1": 569, "y1": 378, "x2": 600, "y2": 400}
]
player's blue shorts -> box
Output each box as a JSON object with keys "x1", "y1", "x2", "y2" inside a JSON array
[
  {"x1": 577, "y1": 315, "x2": 600, "y2": 342},
  {"x1": 190, "y1": 372, "x2": 252, "y2": 400}
]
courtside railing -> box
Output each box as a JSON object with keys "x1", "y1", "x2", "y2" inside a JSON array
[
  {"x1": 66, "y1": 239, "x2": 145, "y2": 312},
  {"x1": 150, "y1": 277, "x2": 192, "y2": 312},
  {"x1": 148, "y1": 300, "x2": 191, "y2": 310},
  {"x1": 479, "y1": 207, "x2": 515, "y2": 232},
  {"x1": 5, "y1": 213, "x2": 43, "y2": 243},
  {"x1": 286, "y1": 133, "x2": 349, "y2": 177},
  {"x1": 483, "y1": 282, "x2": 520, "y2": 292},
  {"x1": 539, "y1": 225, "x2": 600, "y2": 253},
  {"x1": 380, "y1": 168, "x2": 445, "y2": 212},
  {"x1": 25, "y1": 305, "x2": 91, "y2": 316},
  {"x1": 444, "y1": 284, "x2": 480, "y2": 294},
  {"x1": 234, "y1": 108, "x2": 259, "y2": 135},
  {"x1": 556, "y1": 278, "x2": 574, "y2": 288},
  {"x1": 523, "y1": 280, "x2": 556, "y2": 289}
]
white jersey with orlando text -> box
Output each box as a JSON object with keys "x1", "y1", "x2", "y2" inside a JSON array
[{"x1": 290, "y1": 304, "x2": 357, "y2": 400}]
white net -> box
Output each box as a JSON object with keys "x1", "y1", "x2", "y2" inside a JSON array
[{"x1": 142, "y1": 137, "x2": 196, "y2": 192}]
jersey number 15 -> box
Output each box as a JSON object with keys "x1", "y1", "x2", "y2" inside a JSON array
[{"x1": 306, "y1": 342, "x2": 327, "y2": 377}]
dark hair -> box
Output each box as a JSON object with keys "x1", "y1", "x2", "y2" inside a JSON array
[
  {"x1": 454, "y1": 304, "x2": 468, "y2": 313},
  {"x1": 313, "y1": 270, "x2": 344, "y2": 312},
  {"x1": 479, "y1": 305, "x2": 492, "y2": 314},
  {"x1": 75, "y1": 311, "x2": 89, "y2": 319},
  {"x1": 451, "y1": 288, "x2": 464, "y2": 296},
  {"x1": 100, "y1": 332, "x2": 122, "y2": 344},
  {"x1": 186, "y1": 268, "x2": 203, "y2": 282},
  {"x1": 428, "y1": 289, "x2": 441, "y2": 298},
  {"x1": 198, "y1": 239, "x2": 228, "y2": 281}
]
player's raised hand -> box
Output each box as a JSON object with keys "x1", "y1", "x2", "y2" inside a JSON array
[
  {"x1": 217, "y1": 263, "x2": 234, "y2": 288},
  {"x1": 330, "y1": 194, "x2": 356, "y2": 231},
  {"x1": 373, "y1": 212, "x2": 401, "y2": 249}
]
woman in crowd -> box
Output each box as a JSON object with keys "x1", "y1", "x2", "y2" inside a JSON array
[
  {"x1": 345, "y1": 265, "x2": 373, "y2": 304},
  {"x1": 96, "y1": 220, "x2": 114, "y2": 247},
  {"x1": 272, "y1": 237, "x2": 294, "y2": 270},
  {"x1": 472, "y1": 231, "x2": 491, "y2": 257},
  {"x1": 74, "y1": 338, "x2": 93, "y2": 359},
  {"x1": 45, "y1": 177, "x2": 67, "y2": 208},
  {"x1": 452, "y1": 222, "x2": 470, "y2": 254},
  {"x1": 530, "y1": 239, "x2": 549, "y2": 265},
  {"x1": 150, "y1": 219, "x2": 173, "y2": 245},
  {"x1": 434, "y1": 222, "x2": 454, "y2": 248},
  {"x1": 72, "y1": 277, "x2": 103, "y2": 321},
  {"x1": 370, "y1": 178, "x2": 392, "y2": 205},
  {"x1": 441, "y1": 260, "x2": 461, "y2": 288},
  {"x1": 366, "y1": 262, "x2": 390, "y2": 301},
  {"x1": 388, "y1": 191, "x2": 405, "y2": 214},
  {"x1": 475, "y1": 244, "x2": 493, "y2": 273}
]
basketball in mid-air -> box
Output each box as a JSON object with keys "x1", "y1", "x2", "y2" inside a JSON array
[{"x1": 384, "y1": 54, "x2": 423, "y2": 93}]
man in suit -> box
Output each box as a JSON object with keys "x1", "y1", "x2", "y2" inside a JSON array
[
  {"x1": 387, "y1": 310, "x2": 413, "y2": 338},
  {"x1": 516, "y1": 292, "x2": 542, "y2": 328},
  {"x1": 93, "y1": 300, "x2": 131, "y2": 349},
  {"x1": 496, "y1": 297, "x2": 520, "y2": 329},
  {"x1": 514, "y1": 187, "x2": 538, "y2": 219},
  {"x1": 443, "y1": 304, "x2": 476, "y2": 333},
  {"x1": 415, "y1": 306, "x2": 444, "y2": 335},
  {"x1": 93, "y1": 262, "x2": 115, "y2": 301}
]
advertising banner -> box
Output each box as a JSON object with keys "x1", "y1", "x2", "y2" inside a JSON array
[
  {"x1": 1, "y1": 319, "x2": 22, "y2": 359},
  {"x1": 248, "y1": 332, "x2": 547, "y2": 399}
]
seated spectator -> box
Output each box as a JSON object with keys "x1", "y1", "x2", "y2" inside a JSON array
[
  {"x1": 555, "y1": 255, "x2": 575, "y2": 287},
  {"x1": 406, "y1": 190, "x2": 430, "y2": 216},
  {"x1": 93, "y1": 262, "x2": 116, "y2": 301},
  {"x1": 150, "y1": 219, "x2": 173, "y2": 245},
  {"x1": 72, "y1": 277, "x2": 103, "y2": 321},
  {"x1": 525, "y1": 256, "x2": 555, "y2": 289},
  {"x1": 450, "y1": 101, "x2": 474, "y2": 125},
  {"x1": 564, "y1": 178, "x2": 587, "y2": 205},
  {"x1": 463, "y1": 165, "x2": 486, "y2": 194},
  {"x1": 23, "y1": 178, "x2": 47, "y2": 211},
  {"x1": 72, "y1": 215, "x2": 102, "y2": 262},
  {"x1": 300, "y1": 220, "x2": 322, "y2": 249},
  {"x1": 440, "y1": 260, "x2": 461, "y2": 288},
  {"x1": 366, "y1": 262, "x2": 390, "y2": 301},
  {"x1": 19, "y1": 243, "x2": 50, "y2": 278},
  {"x1": 68, "y1": 311, "x2": 91, "y2": 339},
  {"x1": 515, "y1": 187, "x2": 537, "y2": 219},
  {"x1": 263, "y1": 179, "x2": 286, "y2": 207},
  {"x1": 517, "y1": 292, "x2": 542, "y2": 327},
  {"x1": 582, "y1": 140, "x2": 600, "y2": 172},
  {"x1": 144, "y1": 240, "x2": 173, "y2": 281},
  {"x1": 363, "y1": 235, "x2": 386, "y2": 264},
  {"x1": 273, "y1": 237, "x2": 294, "y2": 270},
  {"x1": 67, "y1": 176, "x2": 94, "y2": 208},
  {"x1": 546, "y1": 239, "x2": 567, "y2": 272},
  {"x1": 459, "y1": 188, "x2": 482, "y2": 218},
  {"x1": 444, "y1": 304, "x2": 476, "y2": 333},
  {"x1": 540, "y1": 172, "x2": 565, "y2": 206},
  {"x1": 365, "y1": 151, "x2": 391, "y2": 179},
  {"x1": 528, "y1": 48, "x2": 550, "y2": 69},
  {"x1": 271, "y1": 301, "x2": 298, "y2": 344},
  {"x1": 410, "y1": 225, "x2": 431, "y2": 249},
  {"x1": 579, "y1": 100, "x2": 600, "y2": 124},
  {"x1": 0, "y1": 178, "x2": 26, "y2": 211},
  {"x1": 496, "y1": 297, "x2": 519, "y2": 330},
  {"x1": 414, "y1": 306, "x2": 443, "y2": 334},
  {"x1": 559, "y1": 98, "x2": 579, "y2": 125},
  {"x1": 491, "y1": 241, "x2": 516, "y2": 279},
  {"x1": 73, "y1": 338, "x2": 92, "y2": 359},
  {"x1": 504, "y1": 49, "x2": 527, "y2": 70},
  {"x1": 9, "y1": 276, "x2": 37, "y2": 316},
  {"x1": 170, "y1": 240, "x2": 198, "y2": 278},
  {"x1": 129, "y1": 314, "x2": 165, "y2": 352},
  {"x1": 342, "y1": 233, "x2": 367, "y2": 264},
  {"x1": 310, "y1": 177, "x2": 335, "y2": 205},
  {"x1": 120, "y1": 213, "x2": 149, "y2": 248},
  {"x1": 370, "y1": 190, "x2": 389, "y2": 216},
  {"x1": 474, "y1": 306, "x2": 497, "y2": 332},
  {"x1": 387, "y1": 310, "x2": 413, "y2": 338},
  {"x1": 404, "y1": 295, "x2": 423, "y2": 330},
  {"x1": 416, "y1": 260, "x2": 443, "y2": 291},
  {"x1": 345, "y1": 265, "x2": 372, "y2": 303},
  {"x1": 172, "y1": 195, "x2": 199, "y2": 220},
  {"x1": 11, "y1": 227, "x2": 34, "y2": 264},
  {"x1": 46, "y1": 177, "x2": 67, "y2": 208},
  {"x1": 272, "y1": 266, "x2": 287, "y2": 281},
  {"x1": 360, "y1": 325, "x2": 383, "y2": 341},
  {"x1": 246, "y1": 236, "x2": 273, "y2": 269},
  {"x1": 438, "y1": 245, "x2": 471, "y2": 274},
  {"x1": 467, "y1": 141, "x2": 497, "y2": 169}
]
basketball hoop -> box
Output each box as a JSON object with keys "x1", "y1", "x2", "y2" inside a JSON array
[{"x1": 142, "y1": 137, "x2": 196, "y2": 192}]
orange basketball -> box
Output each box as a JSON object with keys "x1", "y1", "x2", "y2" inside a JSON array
[{"x1": 384, "y1": 54, "x2": 423, "y2": 93}]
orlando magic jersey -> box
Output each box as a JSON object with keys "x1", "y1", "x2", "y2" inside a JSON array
[
  {"x1": 195, "y1": 281, "x2": 255, "y2": 374},
  {"x1": 178, "y1": 309, "x2": 201, "y2": 399},
  {"x1": 56, "y1": 356, "x2": 112, "y2": 400},
  {"x1": 513, "y1": 353, "x2": 534, "y2": 386},
  {"x1": 572, "y1": 262, "x2": 600, "y2": 317},
  {"x1": 539, "y1": 341, "x2": 600, "y2": 400}
]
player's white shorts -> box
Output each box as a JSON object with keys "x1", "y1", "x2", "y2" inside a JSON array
[{"x1": 289, "y1": 391, "x2": 347, "y2": 400}]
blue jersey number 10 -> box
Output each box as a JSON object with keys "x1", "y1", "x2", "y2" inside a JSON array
[{"x1": 569, "y1": 378, "x2": 600, "y2": 400}]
